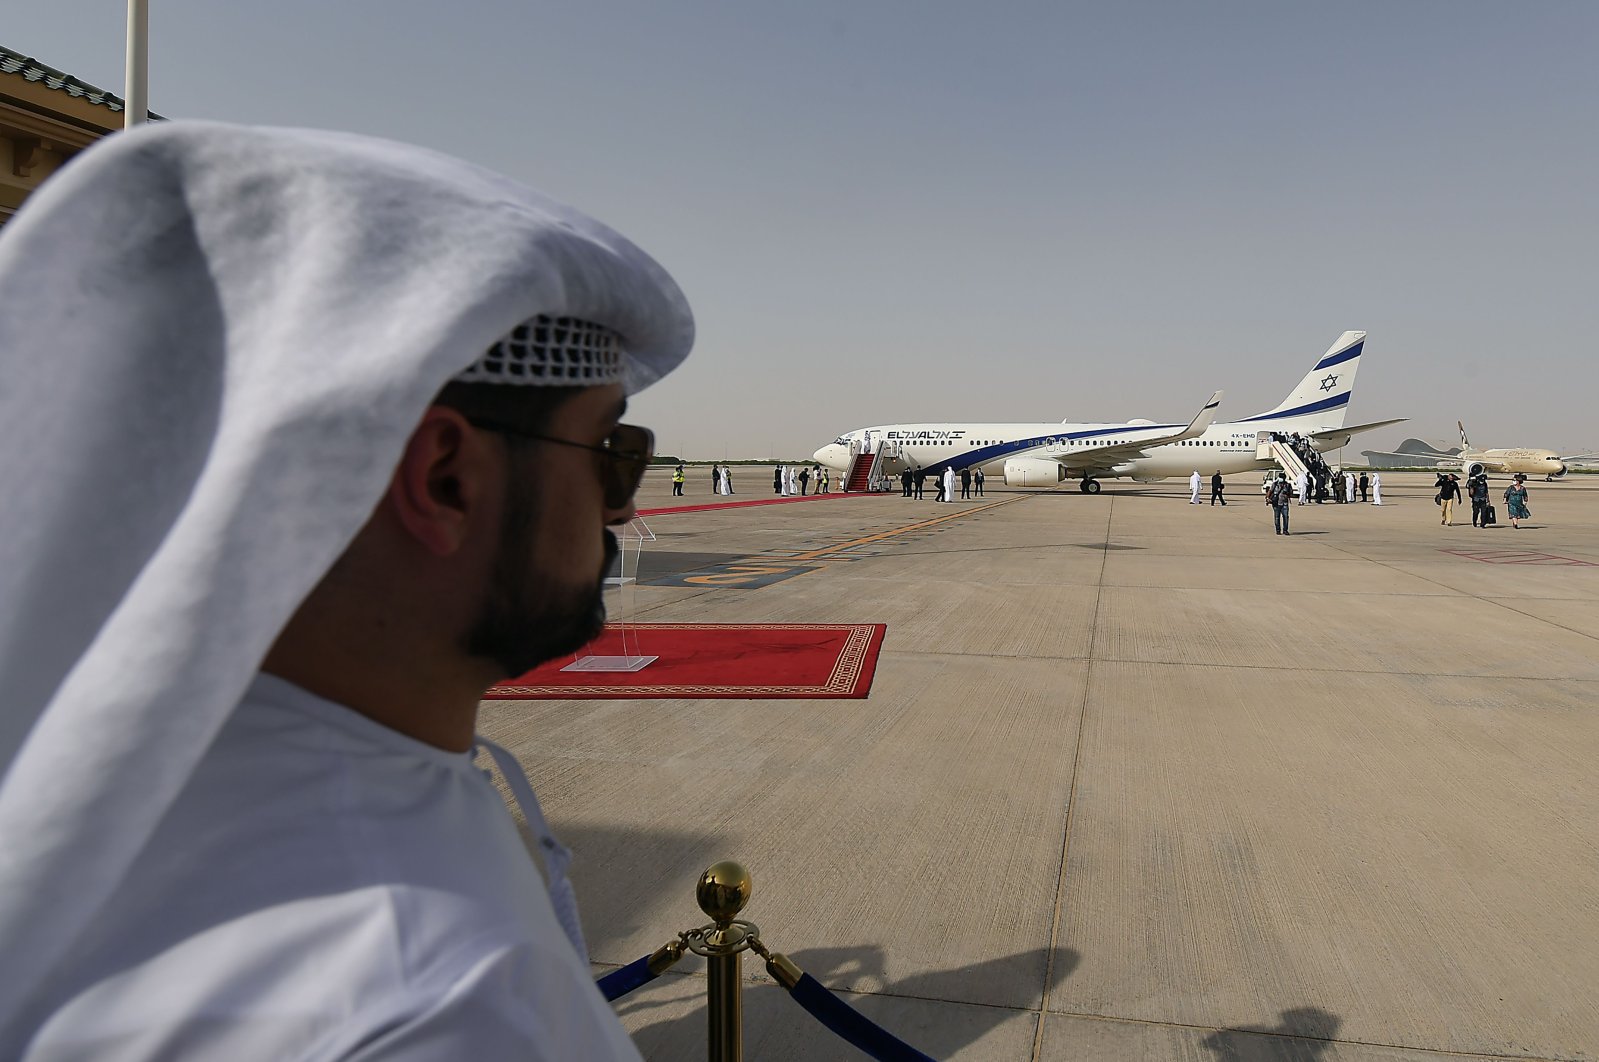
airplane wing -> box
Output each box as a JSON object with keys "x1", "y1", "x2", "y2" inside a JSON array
[
  {"x1": 1360, "y1": 450, "x2": 1454, "y2": 466},
  {"x1": 1062, "y1": 391, "x2": 1223, "y2": 472},
  {"x1": 1307, "y1": 418, "x2": 1409, "y2": 443},
  {"x1": 1557, "y1": 452, "x2": 1599, "y2": 462}
]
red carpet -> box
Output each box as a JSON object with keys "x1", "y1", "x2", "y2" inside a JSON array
[
  {"x1": 637, "y1": 493, "x2": 877, "y2": 517},
  {"x1": 485, "y1": 622, "x2": 887, "y2": 699}
]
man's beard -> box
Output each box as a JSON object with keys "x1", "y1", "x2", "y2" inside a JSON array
[{"x1": 466, "y1": 474, "x2": 618, "y2": 679}]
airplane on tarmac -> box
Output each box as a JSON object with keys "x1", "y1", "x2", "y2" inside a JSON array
[
  {"x1": 812, "y1": 331, "x2": 1405, "y2": 494},
  {"x1": 1362, "y1": 421, "x2": 1599, "y2": 481}
]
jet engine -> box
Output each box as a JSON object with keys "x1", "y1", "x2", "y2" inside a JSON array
[
  {"x1": 1003, "y1": 457, "x2": 1067, "y2": 487},
  {"x1": 1464, "y1": 461, "x2": 1486, "y2": 478},
  {"x1": 1550, "y1": 464, "x2": 1569, "y2": 479}
]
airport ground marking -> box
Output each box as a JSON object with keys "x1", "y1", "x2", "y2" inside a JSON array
[
  {"x1": 1440, "y1": 548, "x2": 1596, "y2": 566},
  {"x1": 784, "y1": 495, "x2": 1029, "y2": 561},
  {"x1": 1033, "y1": 493, "x2": 1115, "y2": 1056},
  {"x1": 639, "y1": 494, "x2": 1033, "y2": 590}
]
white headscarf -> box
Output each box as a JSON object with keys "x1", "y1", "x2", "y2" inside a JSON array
[{"x1": 0, "y1": 121, "x2": 694, "y2": 1035}]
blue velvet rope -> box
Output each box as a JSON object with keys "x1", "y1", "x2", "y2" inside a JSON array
[
  {"x1": 786, "y1": 973, "x2": 937, "y2": 1062},
  {"x1": 596, "y1": 955, "x2": 659, "y2": 1003}
]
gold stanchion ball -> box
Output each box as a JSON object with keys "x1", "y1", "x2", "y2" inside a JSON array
[{"x1": 697, "y1": 860, "x2": 753, "y2": 924}]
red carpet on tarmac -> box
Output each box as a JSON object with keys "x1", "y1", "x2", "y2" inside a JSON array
[
  {"x1": 637, "y1": 492, "x2": 876, "y2": 517},
  {"x1": 485, "y1": 622, "x2": 887, "y2": 700}
]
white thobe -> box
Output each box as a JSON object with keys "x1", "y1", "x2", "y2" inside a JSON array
[
  {"x1": 1189, "y1": 472, "x2": 1201, "y2": 503},
  {"x1": 1371, "y1": 474, "x2": 1383, "y2": 504},
  {"x1": 1295, "y1": 471, "x2": 1308, "y2": 505},
  {"x1": 1345, "y1": 475, "x2": 1356, "y2": 502},
  {"x1": 22, "y1": 675, "x2": 639, "y2": 1061}
]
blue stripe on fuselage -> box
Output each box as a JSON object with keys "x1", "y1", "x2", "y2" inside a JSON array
[{"x1": 905, "y1": 423, "x2": 1181, "y2": 475}]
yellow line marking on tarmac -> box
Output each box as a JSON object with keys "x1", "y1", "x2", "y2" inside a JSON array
[{"x1": 786, "y1": 495, "x2": 1030, "y2": 561}]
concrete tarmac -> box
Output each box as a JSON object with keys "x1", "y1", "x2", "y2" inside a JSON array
[{"x1": 479, "y1": 470, "x2": 1599, "y2": 1061}]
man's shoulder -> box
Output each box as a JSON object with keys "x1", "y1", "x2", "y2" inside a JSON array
[{"x1": 34, "y1": 889, "x2": 634, "y2": 1061}]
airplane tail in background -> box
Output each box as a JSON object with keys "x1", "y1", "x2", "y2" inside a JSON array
[
  {"x1": 1458, "y1": 420, "x2": 1472, "y2": 452},
  {"x1": 1241, "y1": 331, "x2": 1365, "y2": 428}
]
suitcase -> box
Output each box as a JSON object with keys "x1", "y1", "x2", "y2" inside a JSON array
[{"x1": 1483, "y1": 504, "x2": 1496, "y2": 526}]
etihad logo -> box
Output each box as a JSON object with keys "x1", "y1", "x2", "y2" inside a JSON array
[{"x1": 887, "y1": 430, "x2": 965, "y2": 440}]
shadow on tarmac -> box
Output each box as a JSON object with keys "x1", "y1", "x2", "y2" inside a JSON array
[
  {"x1": 623, "y1": 945, "x2": 1080, "y2": 1060},
  {"x1": 1201, "y1": 1007, "x2": 1342, "y2": 1061}
]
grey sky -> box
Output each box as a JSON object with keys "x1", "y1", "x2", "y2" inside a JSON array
[{"x1": 9, "y1": 1, "x2": 1597, "y2": 459}]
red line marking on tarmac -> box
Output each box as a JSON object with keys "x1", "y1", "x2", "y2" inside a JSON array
[{"x1": 637, "y1": 493, "x2": 881, "y2": 517}]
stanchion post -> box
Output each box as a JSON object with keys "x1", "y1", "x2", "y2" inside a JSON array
[{"x1": 696, "y1": 861, "x2": 753, "y2": 1062}]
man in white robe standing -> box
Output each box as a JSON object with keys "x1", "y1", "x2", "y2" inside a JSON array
[
  {"x1": 1190, "y1": 469, "x2": 1202, "y2": 504},
  {"x1": 1371, "y1": 471, "x2": 1384, "y2": 505},
  {"x1": 0, "y1": 122, "x2": 696, "y2": 1059},
  {"x1": 1345, "y1": 471, "x2": 1357, "y2": 503},
  {"x1": 1295, "y1": 468, "x2": 1309, "y2": 505},
  {"x1": 943, "y1": 465, "x2": 957, "y2": 503}
]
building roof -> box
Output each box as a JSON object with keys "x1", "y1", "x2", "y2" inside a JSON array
[{"x1": 1, "y1": 44, "x2": 164, "y2": 120}]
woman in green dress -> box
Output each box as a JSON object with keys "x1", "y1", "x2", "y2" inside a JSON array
[{"x1": 1503, "y1": 473, "x2": 1531, "y2": 529}]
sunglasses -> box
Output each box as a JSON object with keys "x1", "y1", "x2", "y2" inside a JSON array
[{"x1": 466, "y1": 418, "x2": 655, "y2": 508}]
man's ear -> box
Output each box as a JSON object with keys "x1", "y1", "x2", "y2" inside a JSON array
[{"x1": 385, "y1": 407, "x2": 495, "y2": 557}]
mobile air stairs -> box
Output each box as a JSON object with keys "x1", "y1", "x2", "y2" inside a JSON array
[
  {"x1": 1257, "y1": 430, "x2": 1311, "y2": 489},
  {"x1": 843, "y1": 438, "x2": 904, "y2": 492}
]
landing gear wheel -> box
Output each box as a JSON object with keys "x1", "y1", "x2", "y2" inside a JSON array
[{"x1": 1080, "y1": 478, "x2": 1101, "y2": 494}]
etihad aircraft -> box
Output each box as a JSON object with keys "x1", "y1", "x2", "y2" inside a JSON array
[
  {"x1": 1363, "y1": 422, "x2": 1598, "y2": 481},
  {"x1": 812, "y1": 331, "x2": 1404, "y2": 493}
]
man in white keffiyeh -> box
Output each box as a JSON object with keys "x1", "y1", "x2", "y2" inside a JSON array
[{"x1": 0, "y1": 121, "x2": 694, "y2": 1059}]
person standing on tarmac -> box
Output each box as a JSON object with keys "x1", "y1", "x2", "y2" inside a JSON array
[
  {"x1": 1504, "y1": 473, "x2": 1531, "y2": 529},
  {"x1": 960, "y1": 467, "x2": 972, "y2": 499},
  {"x1": 1268, "y1": 472, "x2": 1293, "y2": 535},
  {"x1": 797, "y1": 466, "x2": 810, "y2": 496},
  {"x1": 672, "y1": 464, "x2": 685, "y2": 496},
  {"x1": 1438, "y1": 473, "x2": 1462, "y2": 526},
  {"x1": 1468, "y1": 470, "x2": 1490, "y2": 527},
  {"x1": 974, "y1": 467, "x2": 984, "y2": 495},
  {"x1": 901, "y1": 468, "x2": 913, "y2": 497},
  {"x1": 1210, "y1": 471, "x2": 1226, "y2": 506},
  {"x1": 914, "y1": 469, "x2": 926, "y2": 499},
  {"x1": 1189, "y1": 469, "x2": 1202, "y2": 504}
]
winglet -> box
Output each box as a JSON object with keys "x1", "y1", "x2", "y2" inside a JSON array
[{"x1": 1175, "y1": 390, "x2": 1224, "y2": 442}]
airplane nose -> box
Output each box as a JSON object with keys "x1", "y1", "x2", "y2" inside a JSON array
[{"x1": 814, "y1": 444, "x2": 844, "y2": 468}]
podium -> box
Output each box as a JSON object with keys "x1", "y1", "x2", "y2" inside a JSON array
[{"x1": 561, "y1": 516, "x2": 656, "y2": 673}]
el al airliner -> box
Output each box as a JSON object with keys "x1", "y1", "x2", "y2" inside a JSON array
[{"x1": 813, "y1": 332, "x2": 1403, "y2": 493}]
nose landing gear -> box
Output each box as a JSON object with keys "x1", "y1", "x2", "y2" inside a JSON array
[{"x1": 1079, "y1": 478, "x2": 1101, "y2": 494}]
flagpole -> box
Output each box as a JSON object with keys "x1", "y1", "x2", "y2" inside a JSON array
[{"x1": 124, "y1": 0, "x2": 149, "y2": 127}]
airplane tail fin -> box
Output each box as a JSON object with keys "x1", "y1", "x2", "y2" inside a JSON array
[
  {"x1": 1245, "y1": 331, "x2": 1365, "y2": 428},
  {"x1": 1458, "y1": 420, "x2": 1471, "y2": 452}
]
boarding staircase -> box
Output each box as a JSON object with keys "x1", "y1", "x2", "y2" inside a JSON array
[
  {"x1": 843, "y1": 439, "x2": 904, "y2": 492},
  {"x1": 1258, "y1": 431, "x2": 1311, "y2": 487},
  {"x1": 845, "y1": 452, "x2": 876, "y2": 492}
]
